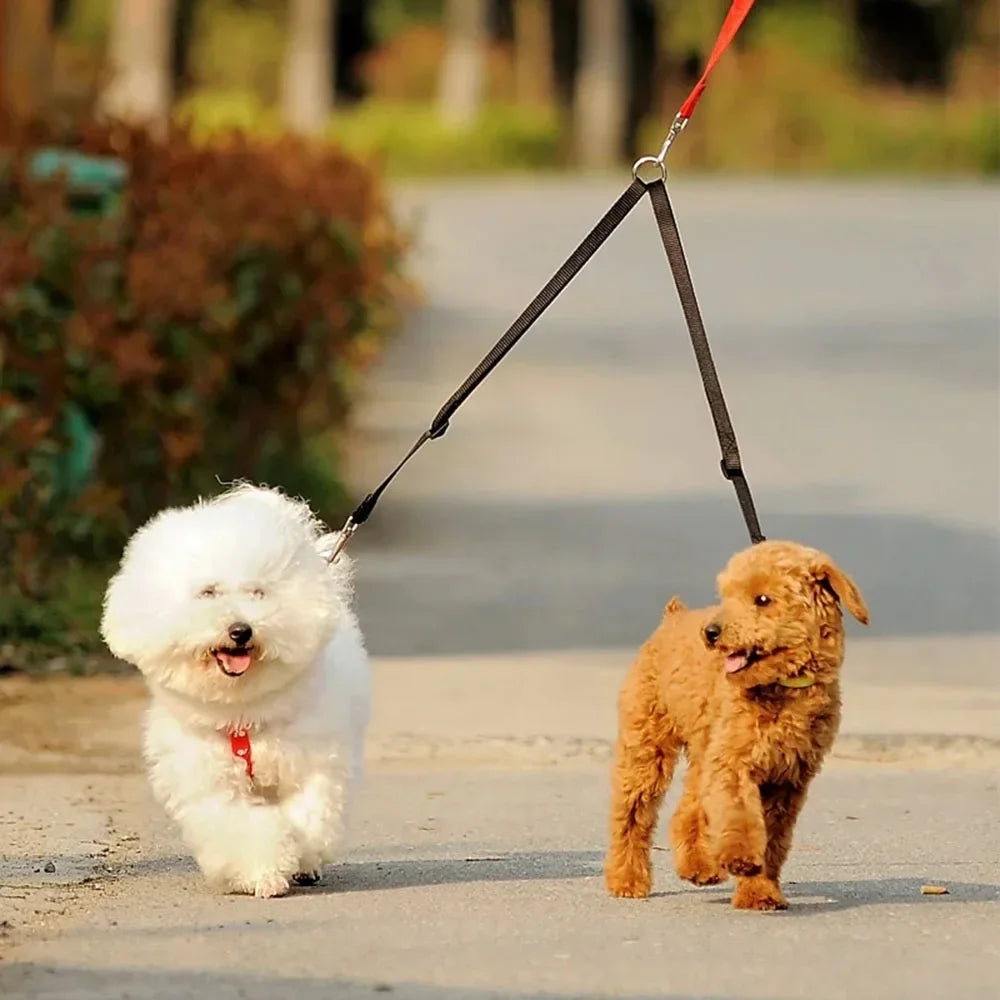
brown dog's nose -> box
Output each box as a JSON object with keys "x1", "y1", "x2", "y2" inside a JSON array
[{"x1": 703, "y1": 622, "x2": 722, "y2": 647}]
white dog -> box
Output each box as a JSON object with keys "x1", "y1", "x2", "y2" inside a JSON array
[{"x1": 101, "y1": 484, "x2": 370, "y2": 898}]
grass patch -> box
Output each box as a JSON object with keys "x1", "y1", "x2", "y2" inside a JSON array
[
  {"x1": 1, "y1": 562, "x2": 118, "y2": 676},
  {"x1": 175, "y1": 93, "x2": 563, "y2": 175}
]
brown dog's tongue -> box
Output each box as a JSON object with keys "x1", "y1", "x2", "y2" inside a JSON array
[
  {"x1": 217, "y1": 650, "x2": 252, "y2": 675},
  {"x1": 725, "y1": 653, "x2": 749, "y2": 674}
]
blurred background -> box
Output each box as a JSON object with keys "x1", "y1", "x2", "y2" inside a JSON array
[
  {"x1": 2, "y1": 0, "x2": 998, "y2": 172},
  {"x1": 0, "y1": 0, "x2": 997, "y2": 670}
]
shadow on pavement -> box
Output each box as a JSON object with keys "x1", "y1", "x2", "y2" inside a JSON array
[
  {"x1": 688, "y1": 877, "x2": 1000, "y2": 915},
  {"x1": 779, "y1": 877, "x2": 1000, "y2": 914},
  {"x1": 324, "y1": 850, "x2": 604, "y2": 894},
  {"x1": 353, "y1": 493, "x2": 1000, "y2": 655},
  {"x1": 0, "y1": 964, "x2": 736, "y2": 1000}
]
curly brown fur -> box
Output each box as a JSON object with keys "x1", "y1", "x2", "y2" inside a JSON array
[{"x1": 604, "y1": 540, "x2": 868, "y2": 910}]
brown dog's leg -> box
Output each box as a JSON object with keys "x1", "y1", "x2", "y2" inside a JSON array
[
  {"x1": 670, "y1": 762, "x2": 724, "y2": 886},
  {"x1": 605, "y1": 733, "x2": 678, "y2": 898},
  {"x1": 731, "y1": 780, "x2": 810, "y2": 911},
  {"x1": 605, "y1": 658, "x2": 678, "y2": 898},
  {"x1": 763, "y1": 779, "x2": 811, "y2": 881},
  {"x1": 703, "y1": 763, "x2": 767, "y2": 880}
]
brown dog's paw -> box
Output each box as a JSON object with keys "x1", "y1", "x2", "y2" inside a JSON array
[
  {"x1": 675, "y1": 852, "x2": 726, "y2": 887},
  {"x1": 292, "y1": 870, "x2": 321, "y2": 886},
  {"x1": 731, "y1": 877, "x2": 788, "y2": 911},
  {"x1": 605, "y1": 864, "x2": 651, "y2": 899},
  {"x1": 719, "y1": 852, "x2": 763, "y2": 878},
  {"x1": 683, "y1": 868, "x2": 726, "y2": 887},
  {"x1": 607, "y1": 880, "x2": 651, "y2": 899}
]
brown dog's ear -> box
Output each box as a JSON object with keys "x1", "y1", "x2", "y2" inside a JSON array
[{"x1": 813, "y1": 555, "x2": 869, "y2": 625}]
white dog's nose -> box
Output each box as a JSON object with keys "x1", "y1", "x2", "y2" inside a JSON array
[{"x1": 228, "y1": 622, "x2": 253, "y2": 645}]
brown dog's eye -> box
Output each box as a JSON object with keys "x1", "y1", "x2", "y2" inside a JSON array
[{"x1": 754, "y1": 594, "x2": 771, "y2": 607}]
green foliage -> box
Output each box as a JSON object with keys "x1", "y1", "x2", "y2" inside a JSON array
[
  {"x1": 0, "y1": 119, "x2": 409, "y2": 670},
  {"x1": 750, "y1": 1, "x2": 854, "y2": 73},
  {"x1": 371, "y1": 0, "x2": 444, "y2": 44},
  {"x1": 177, "y1": 94, "x2": 563, "y2": 175},
  {"x1": 0, "y1": 563, "x2": 112, "y2": 675},
  {"x1": 59, "y1": 0, "x2": 112, "y2": 47},
  {"x1": 328, "y1": 102, "x2": 561, "y2": 175},
  {"x1": 645, "y1": 6, "x2": 1000, "y2": 178},
  {"x1": 188, "y1": 0, "x2": 286, "y2": 103}
]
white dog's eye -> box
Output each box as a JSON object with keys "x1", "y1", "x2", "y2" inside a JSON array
[
  {"x1": 198, "y1": 585, "x2": 219, "y2": 599},
  {"x1": 249, "y1": 587, "x2": 265, "y2": 599}
]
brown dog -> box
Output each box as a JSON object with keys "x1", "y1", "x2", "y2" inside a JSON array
[{"x1": 605, "y1": 540, "x2": 868, "y2": 910}]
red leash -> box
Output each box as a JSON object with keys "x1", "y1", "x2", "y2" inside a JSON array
[
  {"x1": 634, "y1": 0, "x2": 757, "y2": 179},
  {"x1": 679, "y1": 0, "x2": 757, "y2": 120}
]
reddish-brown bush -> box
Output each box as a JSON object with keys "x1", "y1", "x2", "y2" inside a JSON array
[{"x1": 0, "y1": 118, "x2": 408, "y2": 657}]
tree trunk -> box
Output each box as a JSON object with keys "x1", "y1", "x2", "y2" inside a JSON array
[
  {"x1": 282, "y1": 0, "x2": 335, "y2": 135},
  {"x1": 574, "y1": 0, "x2": 627, "y2": 168},
  {"x1": 171, "y1": 0, "x2": 201, "y2": 97},
  {"x1": 513, "y1": 0, "x2": 553, "y2": 107},
  {"x1": 98, "y1": 0, "x2": 176, "y2": 129},
  {"x1": 438, "y1": 0, "x2": 487, "y2": 127},
  {"x1": 0, "y1": 0, "x2": 54, "y2": 121}
]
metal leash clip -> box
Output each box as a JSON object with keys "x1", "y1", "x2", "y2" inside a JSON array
[
  {"x1": 326, "y1": 515, "x2": 358, "y2": 564},
  {"x1": 632, "y1": 113, "x2": 688, "y2": 185}
]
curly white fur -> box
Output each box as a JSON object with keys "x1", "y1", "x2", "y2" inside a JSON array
[{"x1": 101, "y1": 484, "x2": 370, "y2": 898}]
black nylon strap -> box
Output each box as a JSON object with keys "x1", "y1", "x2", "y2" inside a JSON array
[
  {"x1": 347, "y1": 429, "x2": 431, "y2": 527},
  {"x1": 429, "y1": 178, "x2": 647, "y2": 437},
  {"x1": 346, "y1": 178, "x2": 647, "y2": 527},
  {"x1": 646, "y1": 178, "x2": 765, "y2": 543}
]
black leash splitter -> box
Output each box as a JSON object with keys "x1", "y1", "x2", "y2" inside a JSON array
[
  {"x1": 328, "y1": 178, "x2": 648, "y2": 560},
  {"x1": 646, "y1": 179, "x2": 764, "y2": 544},
  {"x1": 329, "y1": 173, "x2": 765, "y2": 559},
  {"x1": 328, "y1": 0, "x2": 765, "y2": 561}
]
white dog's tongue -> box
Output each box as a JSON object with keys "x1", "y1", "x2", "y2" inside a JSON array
[
  {"x1": 725, "y1": 653, "x2": 749, "y2": 674},
  {"x1": 217, "y1": 650, "x2": 252, "y2": 675}
]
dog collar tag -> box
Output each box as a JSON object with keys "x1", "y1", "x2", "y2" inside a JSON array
[
  {"x1": 229, "y1": 728, "x2": 254, "y2": 780},
  {"x1": 778, "y1": 672, "x2": 816, "y2": 689}
]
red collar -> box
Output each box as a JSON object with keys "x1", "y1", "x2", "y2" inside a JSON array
[{"x1": 229, "y1": 728, "x2": 254, "y2": 780}]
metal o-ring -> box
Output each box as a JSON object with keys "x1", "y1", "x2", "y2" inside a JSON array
[{"x1": 632, "y1": 156, "x2": 666, "y2": 185}]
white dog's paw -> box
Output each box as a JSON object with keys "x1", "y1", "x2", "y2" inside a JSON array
[{"x1": 253, "y1": 872, "x2": 290, "y2": 899}]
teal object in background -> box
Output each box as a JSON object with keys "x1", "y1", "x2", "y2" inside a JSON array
[
  {"x1": 24, "y1": 149, "x2": 120, "y2": 493},
  {"x1": 28, "y1": 148, "x2": 128, "y2": 217},
  {"x1": 52, "y1": 403, "x2": 100, "y2": 500}
]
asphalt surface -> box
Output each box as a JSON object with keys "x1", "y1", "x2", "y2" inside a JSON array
[
  {"x1": 2, "y1": 178, "x2": 998, "y2": 999},
  {"x1": 3, "y1": 765, "x2": 998, "y2": 1000}
]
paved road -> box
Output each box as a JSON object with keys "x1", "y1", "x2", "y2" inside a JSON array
[
  {"x1": 2, "y1": 180, "x2": 998, "y2": 999},
  {"x1": 347, "y1": 178, "x2": 1000, "y2": 656},
  {"x1": 3, "y1": 765, "x2": 999, "y2": 1000},
  {"x1": 2, "y1": 661, "x2": 999, "y2": 1000}
]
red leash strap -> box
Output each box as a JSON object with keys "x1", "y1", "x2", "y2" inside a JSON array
[
  {"x1": 634, "y1": 0, "x2": 757, "y2": 179},
  {"x1": 230, "y1": 728, "x2": 254, "y2": 780},
  {"x1": 678, "y1": 0, "x2": 757, "y2": 121}
]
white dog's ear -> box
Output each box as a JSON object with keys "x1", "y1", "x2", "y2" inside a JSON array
[
  {"x1": 812, "y1": 554, "x2": 869, "y2": 625},
  {"x1": 100, "y1": 568, "x2": 141, "y2": 663}
]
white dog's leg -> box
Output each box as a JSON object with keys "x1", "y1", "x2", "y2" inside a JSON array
[
  {"x1": 175, "y1": 794, "x2": 302, "y2": 898},
  {"x1": 281, "y1": 768, "x2": 347, "y2": 874}
]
